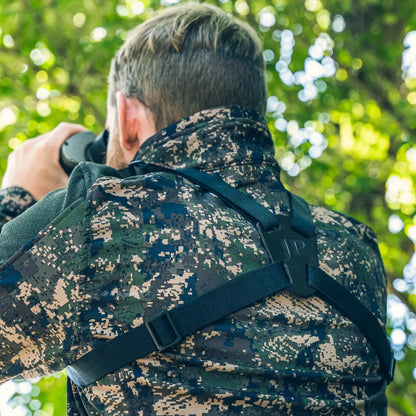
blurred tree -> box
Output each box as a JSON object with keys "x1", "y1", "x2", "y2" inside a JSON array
[{"x1": 0, "y1": 0, "x2": 415, "y2": 414}]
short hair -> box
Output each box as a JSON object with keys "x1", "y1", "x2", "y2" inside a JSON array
[{"x1": 108, "y1": 3, "x2": 267, "y2": 131}]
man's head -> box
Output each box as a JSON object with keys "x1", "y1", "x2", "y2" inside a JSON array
[{"x1": 106, "y1": 2, "x2": 267, "y2": 168}]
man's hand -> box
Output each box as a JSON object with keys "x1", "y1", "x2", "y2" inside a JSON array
[{"x1": 1, "y1": 123, "x2": 87, "y2": 201}]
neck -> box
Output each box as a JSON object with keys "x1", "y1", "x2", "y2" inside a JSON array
[{"x1": 131, "y1": 105, "x2": 276, "y2": 172}]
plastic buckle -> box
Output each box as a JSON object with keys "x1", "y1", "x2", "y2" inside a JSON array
[
  {"x1": 256, "y1": 219, "x2": 317, "y2": 298},
  {"x1": 145, "y1": 310, "x2": 182, "y2": 352}
]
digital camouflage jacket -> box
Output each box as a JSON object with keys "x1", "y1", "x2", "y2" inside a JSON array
[{"x1": 0, "y1": 106, "x2": 387, "y2": 415}]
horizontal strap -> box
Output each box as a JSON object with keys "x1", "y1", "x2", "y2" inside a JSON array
[
  {"x1": 308, "y1": 265, "x2": 395, "y2": 383},
  {"x1": 130, "y1": 161, "x2": 280, "y2": 232},
  {"x1": 66, "y1": 261, "x2": 291, "y2": 387}
]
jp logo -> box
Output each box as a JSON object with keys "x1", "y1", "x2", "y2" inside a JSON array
[{"x1": 281, "y1": 238, "x2": 306, "y2": 260}]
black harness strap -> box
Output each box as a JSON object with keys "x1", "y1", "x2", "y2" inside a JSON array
[
  {"x1": 66, "y1": 261, "x2": 292, "y2": 387},
  {"x1": 307, "y1": 266, "x2": 395, "y2": 381},
  {"x1": 134, "y1": 161, "x2": 281, "y2": 232},
  {"x1": 66, "y1": 162, "x2": 394, "y2": 387}
]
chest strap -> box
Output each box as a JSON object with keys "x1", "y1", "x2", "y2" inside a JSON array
[{"x1": 66, "y1": 162, "x2": 394, "y2": 386}]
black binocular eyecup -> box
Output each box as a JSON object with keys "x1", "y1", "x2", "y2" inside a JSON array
[{"x1": 59, "y1": 130, "x2": 108, "y2": 175}]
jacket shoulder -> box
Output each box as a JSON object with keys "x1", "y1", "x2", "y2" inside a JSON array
[
  {"x1": 311, "y1": 205, "x2": 380, "y2": 253},
  {"x1": 310, "y1": 204, "x2": 386, "y2": 321}
]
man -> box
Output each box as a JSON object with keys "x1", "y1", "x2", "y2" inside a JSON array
[{"x1": 0, "y1": 3, "x2": 390, "y2": 415}]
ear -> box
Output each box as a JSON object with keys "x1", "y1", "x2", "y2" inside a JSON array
[
  {"x1": 116, "y1": 92, "x2": 156, "y2": 154},
  {"x1": 116, "y1": 92, "x2": 141, "y2": 152}
]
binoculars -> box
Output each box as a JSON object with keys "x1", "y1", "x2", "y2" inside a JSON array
[{"x1": 59, "y1": 130, "x2": 108, "y2": 175}]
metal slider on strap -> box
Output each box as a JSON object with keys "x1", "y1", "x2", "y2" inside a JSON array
[{"x1": 144, "y1": 310, "x2": 182, "y2": 351}]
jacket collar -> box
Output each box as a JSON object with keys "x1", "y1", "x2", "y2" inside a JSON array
[{"x1": 131, "y1": 106, "x2": 279, "y2": 174}]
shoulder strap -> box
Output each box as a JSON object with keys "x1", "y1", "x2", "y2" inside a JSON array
[
  {"x1": 66, "y1": 162, "x2": 394, "y2": 386},
  {"x1": 134, "y1": 161, "x2": 281, "y2": 232},
  {"x1": 67, "y1": 261, "x2": 292, "y2": 386}
]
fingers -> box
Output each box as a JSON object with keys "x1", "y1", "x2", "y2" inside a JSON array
[
  {"x1": 48, "y1": 122, "x2": 88, "y2": 147},
  {"x1": 24, "y1": 123, "x2": 87, "y2": 147},
  {"x1": 1, "y1": 122, "x2": 88, "y2": 200}
]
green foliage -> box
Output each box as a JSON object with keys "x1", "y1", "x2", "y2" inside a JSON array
[
  {"x1": 7, "y1": 373, "x2": 66, "y2": 416},
  {"x1": 0, "y1": 0, "x2": 415, "y2": 414}
]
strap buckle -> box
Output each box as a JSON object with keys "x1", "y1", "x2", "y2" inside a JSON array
[
  {"x1": 256, "y1": 217, "x2": 318, "y2": 298},
  {"x1": 145, "y1": 310, "x2": 182, "y2": 351}
]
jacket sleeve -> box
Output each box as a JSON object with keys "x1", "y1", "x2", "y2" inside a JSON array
[
  {"x1": 0, "y1": 187, "x2": 36, "y2": 229},
  {"x1": 0, "y1": 171, "x2": 91, "y2": 383}
]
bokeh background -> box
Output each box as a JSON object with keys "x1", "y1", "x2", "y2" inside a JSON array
[{"x1": 0, "y1": 0, "x2": 415, "y2": 414}]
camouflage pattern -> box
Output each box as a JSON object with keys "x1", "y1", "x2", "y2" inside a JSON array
[
  {"x1": 0, "y1": 106, "x2": 387, "y2": 415},
  {"x1": 0, "y1": 186, "x2": 36, "y2": 225}
]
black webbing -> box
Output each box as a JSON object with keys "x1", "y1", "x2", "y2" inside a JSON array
[
  {"x1": 67, "y1": 162, "x2": 394, "y2": 386},
  {"x1": 130, "y1": 161, "x2": 281, "y2": 232},
  {"x1": 66, "y1": 261, "x2": 292, "y2": 387},
  {"x1": 288, "y1": 193, "x2": 315, "y2": 237},
  {"x1": 308, "y1": 265, "x2": 395, "y2": 383},
  {"x1": 131, "y1": 163, "x2": 394, "y2": 382}
]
